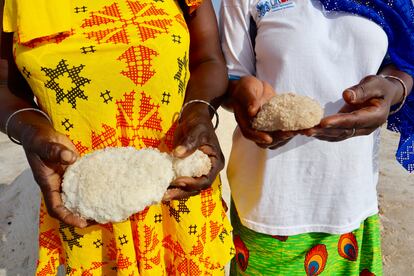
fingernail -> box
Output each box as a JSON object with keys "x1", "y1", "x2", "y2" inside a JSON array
[
  {"x1": 174, "y1": 146, "x2": 187, "y2": 156},
  {"x1": 163, "y1": 191, "x2": 172, "y2": 201},
  {"x1": 61, "y1": 150, "x2": 75, "y2": 163},
  {"x1": 260, "y1": 138, "x2": 272, "y2": 144},
  {"x1": 347, "y1": 89, "x2": 356, "y2": 102},
  {"x1": 173, "y1": 182, "x2": 187, "y2": 188},
  {"x1": 79, "y1": 219, "x2": 88, "y2": 228}
]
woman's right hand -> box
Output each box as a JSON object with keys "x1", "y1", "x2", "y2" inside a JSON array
[
  {"x1": 20, "y1": 124, "x2": 88, "y2": 228},
  {"x1": 230, "y1": 76, "x2": 297, "y2": 149}
]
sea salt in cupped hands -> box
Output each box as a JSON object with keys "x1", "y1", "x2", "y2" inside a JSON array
[
  {"x1": 62, "y1": 147, "x2": 212, "y2": 223},
  {"x1": 62, "y1": 147, "x2": 174, "y2": 224},
  {"x1": 252, "y1": 93, "x2": 324, "y2": 131}
]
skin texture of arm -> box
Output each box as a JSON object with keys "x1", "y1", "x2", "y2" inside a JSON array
[{"x1": 165, "y1": 0, "x2": 228, "y2": 200}]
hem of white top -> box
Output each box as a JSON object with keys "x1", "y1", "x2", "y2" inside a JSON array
[{"x1": 238, "y1": 207, "x2": 379, "y2": 236}]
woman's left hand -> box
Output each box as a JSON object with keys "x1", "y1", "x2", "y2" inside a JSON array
[
  {"x1": 302, "y1": 75, "x2": 403, "y2": 141},
  {"x1": 163, "y1": 105, "x2": 224, "y2": 200}
]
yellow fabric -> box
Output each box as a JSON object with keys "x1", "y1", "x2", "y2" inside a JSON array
[
  {"x1": 3, "y1": 0, "x2": 203, "y2": 43},
  {"x1": 12, "y1": 0, "x2": 233, "y2": 275},
  {"x1": 3, "y1": 0, "x2": 72, "y2": 43}
]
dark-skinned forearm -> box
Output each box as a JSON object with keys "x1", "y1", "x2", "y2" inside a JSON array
[
  {"x1": 0, "y1": 55, "x2": 52, "y2": 144},
  {"x1": 0, "y1": 30, "x2": 53, "y2": 143},
  {"x1": 184, "y1": 59, "x2": 228, "y2": 115},
  {"x1": 221, "y1": 79, "x2": 241, "y2": 112},
  {"x1": 0, "y1": 83, "x2": 53, "y2": 144},
  {"x1": 181, "y1": 0, "x2": 228, "y2": 119}
]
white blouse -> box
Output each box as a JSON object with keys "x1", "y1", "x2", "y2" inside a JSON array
[{"x1": 220, "y1": 0, "x2": 388, "y2": 235}]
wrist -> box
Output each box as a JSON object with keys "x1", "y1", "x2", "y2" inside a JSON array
[
  {"x1": 227, "y1": 77, "x2": 252, "y2": 107},
  {"x1": 379, "y1": 74, "x2": 408, "y2": 115},
  {"x1": 386, "y1": 77, "x2": 405, "y2": 105},
  {"x1": 6, "y1": 109, "x2": 53, "y2": 145},
  {"x1": 179, "y1": 100, "x2": 219, "y2": 129}
]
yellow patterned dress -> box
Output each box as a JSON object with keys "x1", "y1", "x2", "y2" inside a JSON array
[{"x1": 5, "y1": 0, "x2": 234, "y2": 274}]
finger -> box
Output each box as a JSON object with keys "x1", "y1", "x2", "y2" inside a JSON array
[
  {"x1": 170, "y1": 176, "x2": 210, "y2": 191},
  {"x1": 308, "y1": 127, "x2": 376, "y2": 141},
  {"x1": 38, "y1": 142, "x2": 77, "y2": 165},
  {"x1": 173, "y1": 126, "x2": 206, "y2": 158},
  {"x1": 43, "y1": 189, "x2": 88, "y2": 228},
  {"x1": 199, "y1": 145, "x2": 225, "y2": 174},
  {"x1": 268, "y1": 139, "x2": 292, "y2": 150},
  {"x1": 256, "y1": 131, "x2": 295, "y2": 149},
  {"x1": 344, "y1": 75, "x2": 385, "y2": 105},
  {"x1": 235, "y1": 78, "x2": 266, "y2": 117},
  {"x1": 269, "y1": 130, "x2": 297, "y2": 139},
  {"x1": 234, "y1": 105, "x2": 273, "y2": 144},
  {"x1": 320, "y1": 99, "x2": 387, "y2": 129},
  {"x1": 162, "y1": 188, "x2": 199, "y2": 201}
]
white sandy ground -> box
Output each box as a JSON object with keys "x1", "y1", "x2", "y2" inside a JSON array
[{"x1": 0, "y1": 109, "x2": 412, "y2": 275}]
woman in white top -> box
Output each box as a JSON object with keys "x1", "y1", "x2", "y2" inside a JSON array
[{"x1": 220, "y1": 0, "x2": 414, "y2": 274}]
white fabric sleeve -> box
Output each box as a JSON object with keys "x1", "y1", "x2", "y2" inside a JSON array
[{"x1": 219, "y1": 0, "x2": 256, "y2": 78}]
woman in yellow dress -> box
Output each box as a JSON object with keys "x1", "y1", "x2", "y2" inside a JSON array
[{"x1": 0, "y1": 0, "x2": 234, "y2": 274}]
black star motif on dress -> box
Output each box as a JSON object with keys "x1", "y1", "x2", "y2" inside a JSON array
[
  {"x1": 80, "y1": 45, "x2": 96, "y2": 54},
  {"x1": 100, "y1": 90, "x2": 113, "y2": 104},
  {"x1": 66, "y1": 264, "x2": 73, "y2": 275},
  {"x1": 163, "y1": 198, "x2": 190, "y2": 223},
  {"x1": 93, "y1": 239, "x2": 103, "y2": 248},
  {"x1": 118, "y1": 234, "x2": 128, "y2": 245},
  {"x1": 74, "y1": 6, "x2": 87, "y2": 13},
  {"x1": 41, "y1": 59, "x2": 91, "y2": 109},
  {"x1": 219, "y1": 228, "x2": 229, "y2": 243},
  {"x1": 174, "y1": 52, "x2": 188, "y2": 96},
  {"x1": 154, "y1": 214, "x2": 162, "y2": 223},
  {"x1": 61, "y1": 118, "x2": 74, "y2": 131},
  {"x1": 22, "y1": 67, "x2": 31, "y2": 79},
  {"x1": 161, "y1": 92, "x2": 170, "y2": 105},
  {"x1": 59, "y1": 222, "x2": 84, "y2": 250},
  {"x1": 188, "y1": 224, "x2": 197, "y2": 235},
  {"x1": 172, "y1": 34, "x2": 181, "y2": 44}
]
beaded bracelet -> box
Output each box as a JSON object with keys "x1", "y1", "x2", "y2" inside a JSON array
[
  {"x1": 5, "y1": 108, "x2": 52, "y2": 145},
  {"x1": 380, "y1": 74, "x2": 408, "y2": 115},
  {"x1": 178, "y1": 99, "x2": 219, "y2": 130}
]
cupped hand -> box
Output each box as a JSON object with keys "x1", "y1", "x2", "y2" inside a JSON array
[
  {"x1": 256, "y1": 130, "x2": 298, "y2": 150},
  {"x1": 231, "y1": 76, "x2": 299, "y2": 149},
  {"x1": 302, "y1": 75, "x2": 402, "y2": 142},
  {"x1": 163, "y1": 105, "x2": 224, "y2": 200},
  {"x1": 20, "y1": 124, "x2": 88, "y2": 228}
]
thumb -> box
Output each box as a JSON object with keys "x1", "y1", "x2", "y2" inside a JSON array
[
  {"x1": 343, "y1": 77, "x2": 384, "y2": 105},
  {"x1": 173, "y1": 145, "x2": 190, "y2": 158},
  {"x1": 236, "y1": 79, "x2": 265, "y2": 117},
  {"x1": 173, "y1": 123, "x2": 208, "y2": 158},
  {"x1": 39, "y1": 142, "x2": 77, "y2": 165}
]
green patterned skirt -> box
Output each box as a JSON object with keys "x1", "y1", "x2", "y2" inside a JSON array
[{"x1": 230, "y1": 203, "x2": 382, "y2": 276}]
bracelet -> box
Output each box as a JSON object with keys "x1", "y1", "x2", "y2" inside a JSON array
[
  {"x1": 5, "y1": 108, "x2": 52, "y2": 145},
  {"x1": 178, "y1": 99, "x2": 219, "y2": 130},
  {"x1": 380, "y1": 74, "x2": 408, "y2": 115}
]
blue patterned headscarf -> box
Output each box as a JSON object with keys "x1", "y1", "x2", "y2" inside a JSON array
[{"x1": 320, "y1": 0, "x2": 414, "y2": 172}]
